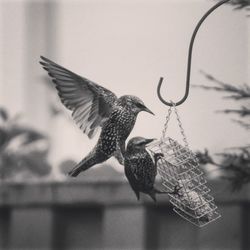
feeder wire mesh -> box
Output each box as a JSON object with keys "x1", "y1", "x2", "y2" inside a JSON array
[{"x1": 147, "y1": 103, "x2": 221, "y2": 227}]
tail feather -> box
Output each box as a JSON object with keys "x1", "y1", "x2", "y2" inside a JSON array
[
  {"x1": 135, "y1": 190, "x2": 140, "y2": 201},
  {"x1": 68, "y1": 162, "x2": 85, "y2": 177},
  {"x1": 149, "y1": 192, "x2": 157, "y2": 202},
  {"x1": 68, "y1": 152, "x2": 104, "y2": 177}
]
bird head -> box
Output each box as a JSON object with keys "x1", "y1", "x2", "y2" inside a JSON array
[
  {"x1": 118, "y1": 95, "x2": 154, "y2": 115},
  {"x1": 126, "y1": 137, "x2": 156, "y2": 152}
]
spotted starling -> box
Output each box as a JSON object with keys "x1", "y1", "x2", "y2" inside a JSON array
[
  {"x1": 124, "y1": 137, "x2": 171, "y2": 202},
  {"x1": 39, "y1": 56, "x2": 154, "y2": 177}
]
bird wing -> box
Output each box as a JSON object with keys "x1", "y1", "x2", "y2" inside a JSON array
[
  {"x1": 40, "y1": 56, "x2": 118, "y2": 138},
  {"x1": 124, "y1": 159, "x2": 140, "y2": 200}
]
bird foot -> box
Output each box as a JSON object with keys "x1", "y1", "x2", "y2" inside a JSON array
[{"x1": 168, "y1": 185, "x2": 183, "y2": 196}]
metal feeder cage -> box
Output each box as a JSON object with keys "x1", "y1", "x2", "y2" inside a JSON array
[{"x1": 147, "y1": 137, "x2": 221, "y2": 227}]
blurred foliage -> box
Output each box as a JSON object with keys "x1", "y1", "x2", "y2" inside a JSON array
[
  {"x1": 218, "y1": 0, "x2": 250, "y2": 10},
  {"x1": 219, "y1": 148, "x2": 250, "y2": 190},
  {"x1": 195, "y1": 72, "x2": 250, "y2": 191},
  {"x1": 0, "y1": 107, "x2": 52, "y2": 181}
]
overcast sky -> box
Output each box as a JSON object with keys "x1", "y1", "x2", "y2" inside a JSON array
[{"x1": 0, "y1": 0, "x2": 249, "y2": 171}]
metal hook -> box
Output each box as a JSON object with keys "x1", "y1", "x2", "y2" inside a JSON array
[{"x1": 157, "y1": 0, "x2": 231, "y2": 106}]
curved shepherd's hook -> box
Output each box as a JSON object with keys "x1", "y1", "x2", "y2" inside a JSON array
[{"x1": 157, "y1": 0, "x2": 232, "y2": 106}]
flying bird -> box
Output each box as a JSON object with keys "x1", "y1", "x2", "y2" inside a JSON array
[
  {"x1": 39, "y1": 56, "x2": 154, "y2": 177},
  {"x1": 124, "y1": 137, "x2": 174, "y2": 202}
]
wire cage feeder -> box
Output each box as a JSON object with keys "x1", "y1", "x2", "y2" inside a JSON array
[{"x1": 147, "y1": 137, "x2": 221, "y2": 227}]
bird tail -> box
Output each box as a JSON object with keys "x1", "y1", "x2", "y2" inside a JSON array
[
  {"x1": 149, "y1": 192, "x2": 157, "y2": 202},
  {"x1": 68, "y1": 152, "x2": 102, "y2": 177}
]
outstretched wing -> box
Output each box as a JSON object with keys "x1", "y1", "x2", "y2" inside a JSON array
[{"x1": 40, "y1": 56, "x2": 118, "y2": 138}]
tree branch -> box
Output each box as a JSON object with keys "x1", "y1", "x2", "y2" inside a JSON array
[{"x1": 194, "y1": 71, "x2": 250, "y2": 100}]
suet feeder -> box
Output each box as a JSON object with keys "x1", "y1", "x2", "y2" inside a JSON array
[{"x1": 148, "y1": 137, "x2": 221, "y2": 227}]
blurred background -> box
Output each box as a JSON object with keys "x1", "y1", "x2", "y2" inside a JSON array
[{"x1": 0, "y1": 0, "x2": 249, "y2": 249}]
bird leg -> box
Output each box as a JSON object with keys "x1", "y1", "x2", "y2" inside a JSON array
[
  {"x1": 153, "y1": 185, "x2": 183, "y2": 196},
  {"x1": 153, "y1": 187, "x2": 169, "y2": 194}
]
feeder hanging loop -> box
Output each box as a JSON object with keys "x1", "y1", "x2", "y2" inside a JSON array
[{"x1": 157, "y1": 0, "x2": 232, "y2": 107}]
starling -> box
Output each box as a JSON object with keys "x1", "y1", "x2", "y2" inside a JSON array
[
  {"x1": 124, "y1": 137, "x2": 171, "y2": 202},
  {"x1": 39, "y1": 56, "x2": 154, "y2": 177}
]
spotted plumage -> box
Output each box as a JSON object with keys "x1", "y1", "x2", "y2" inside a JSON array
[
  {"x1": 40, "y1": 56, "x2": 154, "y2": 177},
  {"x1": 124, "y1": 137, "x2": 168, "y2": 202}
]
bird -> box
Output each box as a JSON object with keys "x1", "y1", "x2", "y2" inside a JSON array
[
  {"x1": 124, "y1": 136, "x2": 174, "y2": 202},
  {"x1": 39, "y1": 56, "x2": 154, "y2": 177}
]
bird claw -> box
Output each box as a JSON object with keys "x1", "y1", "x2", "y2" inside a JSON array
[{"x1": 168, "y1": 185, "x2": 183, "y2": 196}]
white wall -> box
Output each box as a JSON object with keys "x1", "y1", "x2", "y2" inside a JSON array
[{"x1": 0, "y1": 0, "x2": 249, "y2": 172}]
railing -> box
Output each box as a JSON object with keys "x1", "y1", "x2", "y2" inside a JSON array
[{"x1": 0, "y1": 178, "x2": 249, "y2": 250}]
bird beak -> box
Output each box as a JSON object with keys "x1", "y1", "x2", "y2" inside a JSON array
[
  {"x1": 142, "y1": 105, "x2": 154, "y2": 115},
  {"x1": 144, "y1": 138, "x2": 157, "y2": 145}
]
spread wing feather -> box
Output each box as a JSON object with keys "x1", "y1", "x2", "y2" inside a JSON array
[{"x1": 40, "y1": 56, "x2": 117, "y2": 138}]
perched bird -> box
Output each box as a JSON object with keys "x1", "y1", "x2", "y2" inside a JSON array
[
  {"x1": 124, "y1": 137, "x2": 171, "y2": 202},
  {"x1": 39, "y1": 56, "x2": 154, "y2": 177}
]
